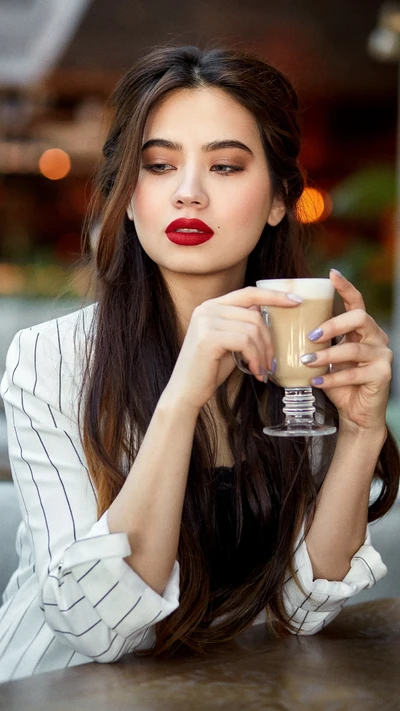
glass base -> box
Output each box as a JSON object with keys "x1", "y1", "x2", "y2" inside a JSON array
[{"x1": 263, "y1": 423, "x2": 337, "y2": 438}]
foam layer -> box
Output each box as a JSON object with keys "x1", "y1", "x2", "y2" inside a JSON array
[{"x1": 256, "y1": 278, "x2": 334, "y2": 299}]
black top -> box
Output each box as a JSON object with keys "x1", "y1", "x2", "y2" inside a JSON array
[{"x1": 206, "y1": 461, "x2": 272, "y2": 591}]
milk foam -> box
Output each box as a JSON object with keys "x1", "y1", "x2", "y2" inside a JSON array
[{"x1": 256, "y1": 278, "x2": 334, "y2": 300}]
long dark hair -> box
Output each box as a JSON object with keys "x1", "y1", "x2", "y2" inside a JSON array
[{"x1": 79, "y1": 46, "x2": 400, "y2": 655}]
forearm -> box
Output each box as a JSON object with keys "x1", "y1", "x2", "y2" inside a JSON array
[
  {"x1": 305, "y1": 425, "x2": 387, "y2": 581},
  {"x1": 107, "y1": 388, "x2": 199, "y2": 595}
]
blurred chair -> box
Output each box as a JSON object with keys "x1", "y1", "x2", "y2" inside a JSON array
[{"x1": 0, "y1": 482, "x2": 22, "y2": 598}]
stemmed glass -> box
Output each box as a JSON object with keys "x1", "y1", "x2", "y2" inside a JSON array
[{"x1": 233, "y1": 278, "x2": 337, "y2": 438}]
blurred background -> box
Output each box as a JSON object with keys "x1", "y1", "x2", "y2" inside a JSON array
[
  {"x1": 0, "y1": 2, "x2": 399, "y2": 486},
  {"x1": 0, "y1": 0, "x2": 399, "y2": 604}
]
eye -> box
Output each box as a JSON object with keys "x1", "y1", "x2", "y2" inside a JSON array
[
  {"x1": 211, "y1": 164, "x2": 244, "y2": 175},
  {"x1": 143, "y1": 163, "x2": 175, "y2": 174}
]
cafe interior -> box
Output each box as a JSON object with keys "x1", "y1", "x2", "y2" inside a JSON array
[{"x1": 0, "y1": 0, "x2": 399, "y2": 706}]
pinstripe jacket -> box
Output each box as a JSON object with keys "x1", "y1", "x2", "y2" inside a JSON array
[{"x1": 0, "y1": 305, "x2": 387, "y2": 682}]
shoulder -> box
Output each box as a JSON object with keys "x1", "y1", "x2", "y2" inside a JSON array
[
  {"x1": 8, "y1": 303, "x2": 96, "y2": 368},
  {"x1": 1, "y1": 304, "x2": 97, "y2": 416},
  {"x1": 28, "y1": 302, "x2": 97, "y2": 350}
]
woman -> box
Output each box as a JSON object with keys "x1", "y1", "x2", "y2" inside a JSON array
[{"x1": 0, "y1": 46, "x2": 399, "y2": 682}]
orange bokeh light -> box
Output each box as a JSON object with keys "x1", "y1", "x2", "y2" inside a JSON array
[
  {"x1": 39, "y1": 149, "x2": 71, "y2": 180},
  {"x1": 0, "y1": 263, "x2": 26, "y2": 295},
  {"x1": 297, "y1": 187, "x2": 332, "y2": 223}
]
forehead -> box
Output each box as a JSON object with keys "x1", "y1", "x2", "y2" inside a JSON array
[{"x1": 143, "y1": 86, "x2": 262, "y2": 146}]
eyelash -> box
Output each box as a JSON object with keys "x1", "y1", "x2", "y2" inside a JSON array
[{"x1": 143, "y1": 163, "x2": 243, "y2": 175}]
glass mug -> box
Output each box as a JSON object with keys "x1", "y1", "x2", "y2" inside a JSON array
[{"x1": 233, "y1": 278, "x2": 337, "y2": 437}]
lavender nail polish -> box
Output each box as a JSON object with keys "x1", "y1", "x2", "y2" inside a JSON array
[
  {"x1": 300, "y1": 353, "x2": 317, "y2": 364},
  {"x1": 312, "y1": 376, "x2": 324, "y2": 385},
  {"x1": 272, "y1": 358, "x2": 277, "y2": 373},
  {"x1": 308, "y1": 327, "x2": 323, "y2": 342},
  {"x1": 287, "y1": 293, "x2": 303, "y2": 303},
  {"x1": 330, "y1": 268, "x2": 342, "y2": 277}
]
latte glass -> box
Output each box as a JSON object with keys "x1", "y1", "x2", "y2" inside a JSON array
[{"x1": 234, "y1": 278, "x2": 337, "y2": 437}]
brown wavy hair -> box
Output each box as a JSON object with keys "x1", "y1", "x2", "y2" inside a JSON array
[{"x1": 78, "y1": 46, "x2": 400, "y2": 655}]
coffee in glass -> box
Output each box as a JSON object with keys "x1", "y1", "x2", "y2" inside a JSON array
[
  {"x1": 233, "y1": 278, "x2": 337, "y2": 437},
  {"x1": 258, "y1": 278, "x2": 334, "y2": 389}
]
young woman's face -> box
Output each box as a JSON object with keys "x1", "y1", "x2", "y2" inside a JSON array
[{"x1": 128, "y1": 86, "x2": 285, "y2": 278}]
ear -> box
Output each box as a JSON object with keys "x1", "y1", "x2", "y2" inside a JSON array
[
  {"x1": 127, "y1": 199, "x2": 134, "y2": 221},
  {"x1": 266, "y1": 195, "x2": 286, "y2": 227}
]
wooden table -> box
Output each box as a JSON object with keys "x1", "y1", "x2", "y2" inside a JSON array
[{"x1": 1, "y1": 599, "x2": 399, "y2": 711}]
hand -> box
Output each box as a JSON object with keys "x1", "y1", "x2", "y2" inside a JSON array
[
  {"x1": 301, "y1": 270, "x2": 393, "y2": 433},
  {"x1": 164, "y1": 286, "x2": 302, "y2": 412}
]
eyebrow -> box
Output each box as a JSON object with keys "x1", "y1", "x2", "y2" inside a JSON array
[{"x1": 141, "y1": 138, "x2": 254, "y2": 156}]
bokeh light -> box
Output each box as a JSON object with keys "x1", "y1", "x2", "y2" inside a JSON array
[
  {"x1": 38, "y1": 148, "x2": 71, "y2": 180},
  {"x1": 0, "y1": 263, "x2": 26, "y2": 295},
  {"x1": 297, "y1": 187, "x2": 332, "y2": 223}
]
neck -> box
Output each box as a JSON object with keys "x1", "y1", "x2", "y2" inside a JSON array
[{"x1": 159, "y1": 261, "x2": 248, "y2": 343}]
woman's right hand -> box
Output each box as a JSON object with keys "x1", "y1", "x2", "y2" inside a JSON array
[{"x1": 163, "y1": 286, "x2": 302, "y2": 412}]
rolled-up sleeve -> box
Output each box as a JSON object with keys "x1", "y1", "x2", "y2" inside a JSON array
[
  {"x1": 282, "y1": 523, "x2": 387, "y2": 635},
  {"x1": 1, "y1": 324, "x2": 180, "y2": 661}
]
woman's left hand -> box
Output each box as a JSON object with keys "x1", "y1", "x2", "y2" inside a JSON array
[{"x1": 302, "y1": 269, "x2": 393, "y2": 433}]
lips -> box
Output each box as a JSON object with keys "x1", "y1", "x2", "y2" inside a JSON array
[{"x1": 165, "y1": 218, "x2": 214, "y2": 246}]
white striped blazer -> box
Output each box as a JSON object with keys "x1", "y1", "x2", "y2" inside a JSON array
[{"x1": 0, "y1": 305, "x2": 387, "y2": 682}]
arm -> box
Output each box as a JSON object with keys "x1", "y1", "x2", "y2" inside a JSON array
[
  {"x1": 107, "y1": 286, "x2": 301, "y2": 594},
  {"x1": 305, "y1": 426, "x2": 387, "y2": 581},
  {"x1": 281, "y1": 428, "x2": 388, "y2": 636},
  {"x1": 1, "y1": 324, "x2": 181, "y2": 661},
  {"x1": 281, "y1": 432, "x2": 388, "y2": 636},
  {"x1": 107, "y1": 388, "x2": 199, "y2": 594},
  {"x1": 281, "y1": 270, "x2": 395, "y2": 634},
  {"x1": 301, "y1": 270, "x2": 394, "y2": 582},
  {"x1": 282, "y1": 519, "x2": 387, "y2": 636},
  {"x1": 2, "y1": 286, "x2": 292, "y2": 658},
  {"x1": 284, "y1": 433, "x2": 387, "y2": 635},
  {"x1": 282, "y1": 432, "x2": 388, "y2": 636}
]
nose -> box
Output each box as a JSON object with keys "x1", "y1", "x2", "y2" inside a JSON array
[{"x1": 171, "y1": 170, "x2": 209, "y2": 209}]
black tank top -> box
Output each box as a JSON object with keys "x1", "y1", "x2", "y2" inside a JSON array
[{"x1": 206, "y1": 461, "x2": 273, "y2": 591}]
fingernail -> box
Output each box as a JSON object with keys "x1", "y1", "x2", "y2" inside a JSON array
[
  {"x1": 300, "y1": 353, "x2": 317, "y2": 364},
  {"x1": 259, "y1": 365, "x2": 263, "y2": 376},
  {"x1": 312, "y1": 376, "x2": 324, "y2": 385},
  {"x1": 271, "y1": 357, "x2": 276, "y2": 373},
  {"x1": 287, "y1": 293, "x2": 303, "y2": 303},
  {"x1": 261, "y1": 309, "x2": 270, "y2": 327},
  {"x1": 330, "y1": 268, "x2": 342, "y2": 277},
  {"x1": 308, "y1": 327, "x2": 323, "y2": 341},
  {"x1": 263, "y1": 370, "x2": 269, "y2": 383}
]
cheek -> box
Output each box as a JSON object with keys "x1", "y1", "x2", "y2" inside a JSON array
[
  {"x1": 130, "y1": 179, "x2": 162, "y2": 227},
  {"x1": 225, "y1": 179, "x2": 272, "y2": 231}
]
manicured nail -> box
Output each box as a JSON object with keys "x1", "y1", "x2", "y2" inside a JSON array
[
  {"x1": 287, "y1": 293, "x2": 303, "y2": 303},
  {"x1": 308, "y1": 327, "x2": 323, "y2": 341},
  {"x1": 312, "y1": 376, "x2": 324, "y2": 385},
  {"x1": 263, "y1": 370, "x2": 269, "y2": 383},
  {"x1": 259, "y1": 365, "x2": 263, "y2": 376},
  {"x1": 300, "y1": 353, "x2": 318, "y2": 364},
  {"x1": 271, "y1": 357, "x2": 277, "y2": 373},
  {"x1": 330, "y1": 268, "x2": 342, "y2": 277}
]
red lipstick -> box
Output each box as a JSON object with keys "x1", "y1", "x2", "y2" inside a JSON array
[{"x1": 165, "y1": 218, "x2": 214, "y2": 246}]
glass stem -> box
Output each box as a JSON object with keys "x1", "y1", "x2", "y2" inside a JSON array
[{"x1": 282, "y1": 387, "x2": 316, "y2": 427}]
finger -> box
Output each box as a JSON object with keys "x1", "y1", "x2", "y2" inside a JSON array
[
  {"x1": 307, "y1": 309, "x2": 383, "y2": 346},
  {"x1": 213, "y1": 286, "x2": 303, "y2": 308},
  {"x1": 300, "y1": 342, "x2": 381, "y2": 368},
  {"x1": 212, "y1": 304, "x2": 274, "y2": 368},
  {"x1": 329, "y1": 269, "x2": 366, "y2": 311},
  {"x1": 214, "y1": 331, "x2": 267, "y2": 381},
  {"x1": 212, "y1": 316, "x2": 273, "y2": 374},
  {"x1": 310, "y1": 360, "x2": 392, "y2": 389}
]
